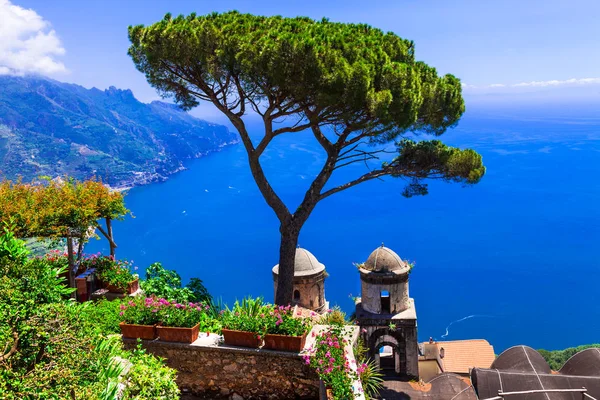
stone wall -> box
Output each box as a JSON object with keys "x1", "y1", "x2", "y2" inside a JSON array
[
  {"x1": 272, "y1": 271, "x2": 327, "y2": 313},
  {"x1": 123, "y1": 338, "x2": 319, "y2": 399},
  {"x1": 359, "y1": 270, "x2": 409, "y2": 314}
]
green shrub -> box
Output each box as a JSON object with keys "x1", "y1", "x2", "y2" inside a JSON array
[
  {"x1": 140, "y1": 262, "x2": 212, "y2": 304},
  {"x1": 221, "y1": 297, "x2": 272, "y2": 335},
  {"x1": 79, "y1": 299, "x2": 123, "y2": 335},
  {"x1": 121, "y1": 343, "x2": 180, "y2": 400},
  {"x1": 303, "y1": 325, "x2": 355, "y2": 399},
  {"x1": 0, "y1": 227, "x2": 180, "y2": 400},
  {"x1": 91, "y1": 256, "x2": 137, "y2": 291},
  {"x1": 264, "y1": 304, "x2": 312, "y2": 336},
  {"x1": 356, "y1": 356, "x2": 383, "y2": 399},
  {"x1": 539, "y1": 344, "x2": 600, "y2": 371},
  {"x1": 320, "y1": 306, "x2": 348, "y2": 326},
  {"x1": 159, "y1": 301, "x2": 219, "y2": 330},
  {"x1": 119, "y1": 297, "x2": 164, "y2": 326}
]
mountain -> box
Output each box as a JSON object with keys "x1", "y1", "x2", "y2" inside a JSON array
[{"x1": 0, "y1": 76, "x2": 238, "y2": 187}]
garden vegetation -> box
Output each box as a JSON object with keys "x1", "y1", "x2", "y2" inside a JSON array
[
  {"x1": 0, "y1": 225, "x2": 179, "y2": 399},
  {"x1": 0, "y1": 178, "x2": 129, "y2": 288}
]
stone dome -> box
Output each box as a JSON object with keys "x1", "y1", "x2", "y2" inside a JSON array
[
  {"x1": 272, "y1": 248, "x2": 325, "y2": 277},
  {"x1": 362, "y1": 246, "x2": 410, "y2": 274}
]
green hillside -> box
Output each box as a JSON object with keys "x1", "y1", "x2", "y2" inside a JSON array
[{"x1": 0, "y1": 76, "x2": 237, "y2": 187}]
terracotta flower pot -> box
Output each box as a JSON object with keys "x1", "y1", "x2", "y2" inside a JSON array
[
  {"x1": 106, "y1": 278, "x2": 139, "y2": 294},
  {"x1": 157, "y1": 323, "x2": 200, "y2": 343},
  {"x1": 222, "y1": 329, "x2": 262, "y2": 348},
  {"x1": 263, "y1": 332, "x2": 307, "y2": 352},
  {"x1": 119, "y1": 322, "x2": 157, "y2": 340}
]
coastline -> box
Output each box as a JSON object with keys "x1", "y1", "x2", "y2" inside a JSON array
[{"x1": 108, "y1": 138, "x2": 240, "y2": 193}]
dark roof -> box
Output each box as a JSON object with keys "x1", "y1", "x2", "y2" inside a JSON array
[
  {"x1": 560, "y1": 348, "x2": 600, "y2": 377},
  {"x1": 379, "y1": 373, "x2": 477, "y2": 400},
  {"x1": 490, "y1": 345, "x2": 551, "y2": 374},
  {"x1": 471, "y1": 345, "x2": 600, "y2": 400}
]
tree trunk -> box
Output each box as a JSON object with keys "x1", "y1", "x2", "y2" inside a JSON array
[
  {"x1": 106, "y1": 218, "x2": 115, "y2": 257},
  {"x1": 66, "y1": 237, "x2": 76, "y2": 297},
  {"x1": 76, "y1": 234, "x2": 84, "y2": 264},
  {"x1": 274, "y1": 225, "x2": 300, "y2": 305}
]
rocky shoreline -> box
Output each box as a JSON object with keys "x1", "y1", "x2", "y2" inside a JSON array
[{"x1": 109, "y1": 138, "x2": 239, "y2": 192}]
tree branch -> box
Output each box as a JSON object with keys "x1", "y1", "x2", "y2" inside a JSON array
[
  {"x1": 335, "y1": 148, "x2": 393, "y2": 164},
  {"x1": 273, "y1": 122, "x2": 312, "y2": 136},
  {"x1": 96, "y1": 225, "x2": 117, "y2": 249},
  {"x1": 0, "y1": 329, "x2": 18, "y2": 362},
  {"x1": 333, "y1": 155, "x2": 378, "y2": 171},
  {"x1": 319, "y1": 169, "x2": 389, "y2": 200}
]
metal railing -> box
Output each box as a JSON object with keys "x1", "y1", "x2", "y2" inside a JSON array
[{"x1": 482, "y1": 387, "x2": 598, "y2": 400}]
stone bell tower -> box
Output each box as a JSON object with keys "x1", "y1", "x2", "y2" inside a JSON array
[
  {"x1": 355, "y1": 245, "x2": 419, "y2": 379},
  {"x1": 272, "y1": 247, "x2": 328, "y2": 313}
]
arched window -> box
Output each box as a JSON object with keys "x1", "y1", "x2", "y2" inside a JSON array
[
  {"x1": 381, "y1": 290, "x2": 390, "y2": 314},
  {"x1": 293, "y1": 290, "x2": 301, "y2": 302},
  {"x1": 316, "y1": 284, "x2": 322, "y2": 305}
]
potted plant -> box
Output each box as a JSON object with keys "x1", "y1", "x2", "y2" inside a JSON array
[
  {"x1": 118, "y1": 297, "x2": 163, "y2": 340},
  {"x1": 156, "y1": 301, "x2": 218, "y2": 343},
  {"x1": 221, "y1": 297, "x2": 271, "y2": 348},
  {"x1": 262, "y1": 305, "x2": 312, "y2": 352},
  {"x1": 93, "y1": 256, "x2": 138, "y2": 294}
]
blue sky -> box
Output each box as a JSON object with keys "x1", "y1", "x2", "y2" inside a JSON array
[{"x1": 2, "y1": 0, "x2": 600, "y2": 113}]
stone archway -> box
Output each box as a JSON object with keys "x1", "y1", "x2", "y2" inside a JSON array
[
  {"x1": 367, "y1": 328, "x2": 407, "y2": 377},
  {"x1": 376, "y1": 341, "x2": 400, "y2": 374}
]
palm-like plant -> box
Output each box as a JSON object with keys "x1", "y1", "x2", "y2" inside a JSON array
[
  {"x1": 359, "y1": 358, "x2": 384, "y2": 400},
  {"x1": 353, "y1": 337, "x2": 384, "y2": 399},
  {"x1": 95, "y1": 338, "x2": 127, "y2": 400}
]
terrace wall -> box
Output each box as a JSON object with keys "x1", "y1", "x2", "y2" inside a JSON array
[{"x1": 123, "y1": 338, "x2": 319, "y2": 399}]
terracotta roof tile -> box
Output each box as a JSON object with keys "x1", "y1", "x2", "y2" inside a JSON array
[{"x1": 434, "y1": 339, "x2": 496, "y2": 374}]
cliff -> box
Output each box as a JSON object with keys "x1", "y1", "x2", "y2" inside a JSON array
[{"x1": 0, "y1": 76, "x2": 238, "y2": 187}]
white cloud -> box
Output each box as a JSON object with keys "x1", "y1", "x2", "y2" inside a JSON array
[
  {"x1": 0, "y1": 0, "x2": 66, "y2": 76},
  {"x1": 513, "y1": 78, "x2": 600, "y2": 87},
  {"x1": 463, "y1": 77, "x2": 600, "y2": 91}
]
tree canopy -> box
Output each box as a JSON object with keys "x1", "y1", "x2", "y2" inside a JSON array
[
  {"x1": 0, "y1": 178, "x2": 128, "y2": 239},
  {"x1": 128, "y1": 12, "x2": 467, "y2": 133},
  {"x1": 128, "y1": 11, "x2": 485, "y2": 304}
]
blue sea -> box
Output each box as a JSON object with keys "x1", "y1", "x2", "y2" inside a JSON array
[{"x1": 87, "y1": 102, "x2": 600, "y2": 353}]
